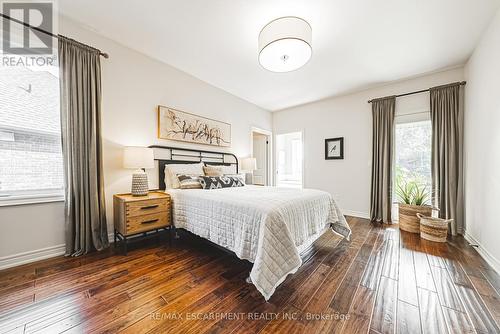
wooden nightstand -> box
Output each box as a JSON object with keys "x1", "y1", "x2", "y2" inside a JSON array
[{"x1": 113, "y1": 191, "x2": 172, "y2": 254}]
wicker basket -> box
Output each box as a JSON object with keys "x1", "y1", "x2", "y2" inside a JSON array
[
  {"x1": 417, "y1": 213, "x2": 452, "y2": 243},
  {"x1": 398, "y1": 204, "x2": 433, "y2": 234}
]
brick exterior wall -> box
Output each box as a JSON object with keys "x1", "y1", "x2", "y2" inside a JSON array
[{"x1": 0, "y1": 129, "x2": 64, "y2": 192}]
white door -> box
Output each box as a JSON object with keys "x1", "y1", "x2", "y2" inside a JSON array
[
  {"x1": 252, "y1": 134, "x2": 267, "y2": 185},
  {"x1": 276, "y1": 132, "x2": 303, "y2": 188}
]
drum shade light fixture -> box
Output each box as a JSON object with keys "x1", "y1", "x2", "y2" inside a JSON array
[{"x1": 258, "y1": 16, "x2": 312, "y2": 73}]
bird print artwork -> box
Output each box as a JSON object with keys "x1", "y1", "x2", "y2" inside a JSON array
[
  {"x1": 325, "y1": 137, "x2": 344, "y2": 160},
  {"x1": 18, "y1": 84, "x2": 32, "y2": 93}
]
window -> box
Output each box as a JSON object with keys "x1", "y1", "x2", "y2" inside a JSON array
[
  {"x1": 0, "y1": 53, "x2": 64, "y2": 205},
  {"x1": 393, "y1": 119, "x2": 432, "y2": 218},
  {"x1": 276, "y1": 132, "x2": 303, "y2": 188}
]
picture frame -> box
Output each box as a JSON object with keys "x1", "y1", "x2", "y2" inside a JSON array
[
  {"x1": 157, "y1": 105, "x2": 231, "y2": 147},
  {"x1": 325, "y1": 137, "x2": 344, "y2": 160}
]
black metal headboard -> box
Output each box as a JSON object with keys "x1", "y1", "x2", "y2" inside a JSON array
[{"x1": 148, "y1": 145, "x2": 239, "y2": 190}]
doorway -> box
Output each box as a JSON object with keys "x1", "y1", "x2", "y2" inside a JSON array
[
  {"x1": 251, "y1": 128, "x2": 272, "y2": 186},
  {"x1": 276, "y1": 131, "x2": 303, "y2": 188}
]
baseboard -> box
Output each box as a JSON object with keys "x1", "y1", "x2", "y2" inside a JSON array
[
  {"x1": 0, "y1": 231, "x2": 133, "y2": 271},
  {"x1": 0, "y1": 244, "x2": 66, "y2": 270},
  {"x1": 463, "y1": 230, "x2": 500, "y2": 275},
  {"x1": 342, "y1": 210, "x2": 370, "y2": 220}
]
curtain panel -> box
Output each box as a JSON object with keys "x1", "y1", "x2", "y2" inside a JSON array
[
  {"x1": 370, "y1": 96, "x2": 396, "y2": 223},
  {"x1": 430, "y1": 83, "x2": 464, "y2": 235},
  {"x1": 59, "y1": 36, "x2": 109, "y2": 256}
]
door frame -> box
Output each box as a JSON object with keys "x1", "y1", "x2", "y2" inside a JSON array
[
  {"x1": 250, "y1": 127, "x2": 273, "y2": 186},
  {"x1": 275, "y1": 130, "x2": 304, "y2": 188}
]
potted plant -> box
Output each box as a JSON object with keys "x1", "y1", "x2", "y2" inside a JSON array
[{"x1": 396, "y1": 177, "x2": 433, "y2": 234}]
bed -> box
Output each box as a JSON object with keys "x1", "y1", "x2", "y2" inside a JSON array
[{"x1": 150, "y1": 145, "x2": 351, "y2": 301}]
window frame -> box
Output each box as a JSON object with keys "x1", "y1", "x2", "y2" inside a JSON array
[
  {"x1": 392, "y1": 112, "x2": 432, "y2": 221},
  {"x1": 0, "y1": 190, "x2": 64, "y2": 207},
  {"x1": 0, "y1": 50, "x2": 64, "y2": 206}
]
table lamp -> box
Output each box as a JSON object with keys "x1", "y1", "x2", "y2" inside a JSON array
[
  {"x1": 123, "y1": 146, "x2": 154, "y2": 196},
  {"x1": 241, "y1": 157, "x2": 257, "y2": 185}
]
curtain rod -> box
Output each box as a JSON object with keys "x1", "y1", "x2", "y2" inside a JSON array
[
  {"x1": 0, "y1": 13, "x2": 109, "y2": 58},
  {"x1": 367, "y1": 81, "x2": 466, "y2": 103}
]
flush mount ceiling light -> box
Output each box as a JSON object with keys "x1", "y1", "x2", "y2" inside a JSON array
[{"x1": 258, "y1": 16, "x2": 312, "y2": 73}]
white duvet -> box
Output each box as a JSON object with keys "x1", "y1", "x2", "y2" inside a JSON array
[{"x1": 165, "y1": 185, "x2": 351, "y2": 300}]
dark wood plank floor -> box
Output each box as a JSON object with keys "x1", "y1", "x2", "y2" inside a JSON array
[{"x1": 1, "y1": 216, "x2": 500, "y2": 333}]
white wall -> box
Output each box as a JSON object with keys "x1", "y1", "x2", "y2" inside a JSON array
[
  {"x1": 0, "y1": 202, "x2": 65, "y2": 267},
  {"x1": 0, "y1": 16, "x2": 272, "y2": 265},
  {"x1": 273, "y1": 67, "x2": 464, "y2": 218},
  {"x1": 463, "y1": 9, "x2": 500, "y2": 272}
]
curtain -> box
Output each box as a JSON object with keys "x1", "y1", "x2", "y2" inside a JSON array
[
  {"x1": 370, "y1": 97, "x2": 396, "y2": 223},
  {"x1": 59, "y1": 36, "x2": 109, "y2": 256},
  {"x1": 430, "y1": 83, "x2": 463, "y2": 235}
]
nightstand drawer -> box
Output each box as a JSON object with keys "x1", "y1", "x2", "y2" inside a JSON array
[
  {"x1": 126, "y1": 212, "x2": 170, "y2": 234},
  {"x1": 125, "y1": 198, "x2": 169, "y2": 217}
]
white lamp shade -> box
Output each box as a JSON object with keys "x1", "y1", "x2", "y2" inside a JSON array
[
  {"x1": 241, "y1": 157, "x2": 257, "y2": 172},
  {"x1": 123, "y1": 146, "x2": 154, "y2": 169},
  {"x1": 259, "y1": 16, "x2": 312, "y2": 72}
]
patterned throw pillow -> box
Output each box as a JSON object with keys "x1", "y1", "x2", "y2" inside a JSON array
[
  {"x1": 176, "y1": 174, "x2": 202, "y2": 189},
  {"x1": 224, "y1": 174, "x2": 246, "y2": 185},
  {"x1": 165, "y1": 163, "x2": 204, "y2": 189},
  {"x1": 198, "y1": 176, "x2": 245, "y2": 189}
]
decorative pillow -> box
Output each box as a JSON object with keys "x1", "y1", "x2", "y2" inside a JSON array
[
  {"x1": 204, "y1": 163, "x2": 236, "y2": 175},
  {"x1": 199, "y1": 176, "x2": 245, "y2": 189},
  {"x1": 164, "y1": 162, "x2": 204, "y2": 189},
  {"x1": 176, "y1": 174, "x2": 202, "y2": 189},
  {"x1": 203, "y1": 165, "x2": 223, "y2": 177},
  {"x1": 224, "y1": 173, "x2": 246, "y2": 185},
  {"x1": 222, "y1": 165, "x2": 238, "y2": 174},
  {"x1": 206, "y1": 164, "x2": 237, "y2": 175}
]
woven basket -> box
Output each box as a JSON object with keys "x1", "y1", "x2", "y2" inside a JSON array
[
  {"x1": 417, "y1": 213, "x2": 452, "y2": 243},
  {"x1": 398, "y1": 204, "x2": 433, "y2": 234}
]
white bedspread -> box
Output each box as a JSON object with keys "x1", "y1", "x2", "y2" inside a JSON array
[{"x1": 165, "y1": 185, "x2": 351, "y2": 300}]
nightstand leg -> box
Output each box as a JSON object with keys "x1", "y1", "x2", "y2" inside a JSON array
[
  {"x1": 124, "y1": 236, "x2": 128, "y2": 255},
  {"x1": 169, "y1": 227, "x2": 172, "y2": 247},
  {"x1": 114, "y1": 230, "x2": 117, "y2": 245}
]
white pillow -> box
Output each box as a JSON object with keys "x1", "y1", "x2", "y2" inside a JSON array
[
  {"x1": 213, "y1": 164, "x2": 237, "y2": 175},
  {"x1": 164, "y1": 163, "x2": 204, "y2": 189}
]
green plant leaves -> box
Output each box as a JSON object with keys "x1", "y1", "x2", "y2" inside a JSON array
[{"x1": 395, "y1": 176, "x2": 429, "y2": 206}]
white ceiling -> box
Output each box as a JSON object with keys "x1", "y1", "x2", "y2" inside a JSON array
[{"x1": 59, "y1": 0, "x2": 500, "y2": 111}]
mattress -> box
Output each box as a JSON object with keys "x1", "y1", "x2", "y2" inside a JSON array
[{"x1": 165, "y1": 185, "x2": 351, "y2": 300}]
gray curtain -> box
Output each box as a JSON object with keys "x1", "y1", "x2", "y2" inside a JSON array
[
  {"x1": 59, "y1": 36, "x2": 109, "y2": 256},
  {"x1": 430, "y1": 83, "x2": 464, "y2": 235},
  {"x1": 370, "y1": 97, "x2": 396, "y2": 223}
]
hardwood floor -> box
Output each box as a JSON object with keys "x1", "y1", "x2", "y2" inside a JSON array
[{"x1": 1, "y1": 216, "x2": 500, "y2": 333}]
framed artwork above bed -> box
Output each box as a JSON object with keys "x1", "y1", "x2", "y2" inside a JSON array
[{"x1": 157, "y1": 105, "x2": 231, "y2": 147}]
